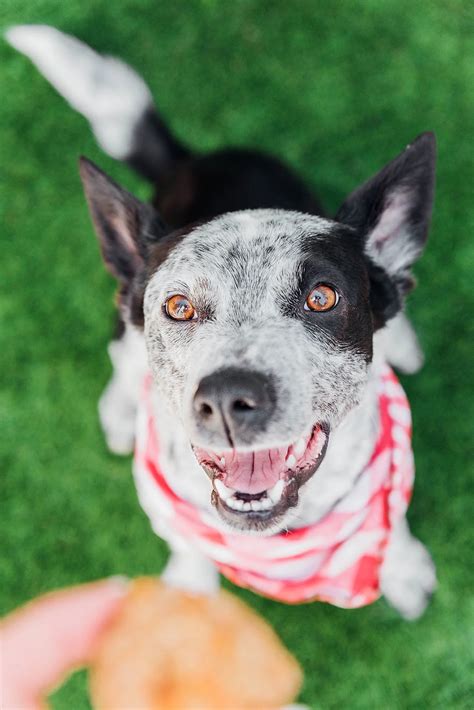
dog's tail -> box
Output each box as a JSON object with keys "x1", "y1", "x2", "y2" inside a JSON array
[{"x1": 5, "y1": 25, "x2": 190, "y2": 183}]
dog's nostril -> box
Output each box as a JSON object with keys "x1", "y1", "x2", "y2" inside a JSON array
[
  {"x1": 232, "y1": 397, "x2": 256, "y2": 412},
  {"x1": 198, "y1": 402, "x2": 214, "y2": 418}
]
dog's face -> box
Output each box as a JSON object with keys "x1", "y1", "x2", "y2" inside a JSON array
[
  {"x1": 80, "y1": 133, "x2": 435, "y2": 532},
  {"x1": 142, "y1": 212, "x2": 371, "y2": 529}
]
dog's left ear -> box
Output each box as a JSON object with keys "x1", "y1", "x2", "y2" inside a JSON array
[
  {"x1": 79, "y1": 157, "x2": 168, "y2": 326},
  {"x1": 336, "y1": 132, "x2": 436, "y2": 297},
  {"x1": 79, "y1": 157, "x2": 166, "y2": 284}
]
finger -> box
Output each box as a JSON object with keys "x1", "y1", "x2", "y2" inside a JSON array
[{"x1": 1, "y1": 577, "x2": 129, "y2": 708}]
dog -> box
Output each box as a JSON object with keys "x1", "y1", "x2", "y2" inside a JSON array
[{"x1": 8, "y1": 25, "x2": 436, "y2": 620}]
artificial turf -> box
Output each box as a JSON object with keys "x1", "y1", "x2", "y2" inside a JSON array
[{"x1": 1, "y1": 1, "x2": 473, "y2": 708}]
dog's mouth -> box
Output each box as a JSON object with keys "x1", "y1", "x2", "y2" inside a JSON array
[{"x1": 193, "y1": 422, "x2": 330, "y2": 531}]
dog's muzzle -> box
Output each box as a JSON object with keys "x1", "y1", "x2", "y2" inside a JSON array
[{"x1": 191, "y1": 367, "x2": 330, "y2": 531}]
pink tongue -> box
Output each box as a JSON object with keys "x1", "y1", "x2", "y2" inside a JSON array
[{"x1": 222, "y1": 448, "x2": 287, "y2": 494}]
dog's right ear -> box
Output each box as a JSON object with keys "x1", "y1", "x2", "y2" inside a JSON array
[
  {"x1": 335, "y1": 133, "x2": 436, "y2": 328},
  {"x1": 79, "y1": 157, "x2": 165, "y2": 283}
]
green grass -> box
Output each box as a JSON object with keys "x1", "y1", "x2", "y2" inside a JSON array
[{"x1": 1, "y1": 1, "x2": 473, "y2": 708}]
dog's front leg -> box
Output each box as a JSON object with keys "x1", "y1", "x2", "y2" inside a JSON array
[
  {"x1": 380, "y1": 517, "x2": 437, "y2": 620},
  {"x1": 98, "y1": 323, "x2": 148, "y2": 455},
  {"x1": 162, "y1": 548, "x2": 220, "y2": 595}
]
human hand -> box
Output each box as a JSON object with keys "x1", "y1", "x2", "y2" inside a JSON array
[{"x1": 1, "y1": 578, "x2": 128, "y2": 709}]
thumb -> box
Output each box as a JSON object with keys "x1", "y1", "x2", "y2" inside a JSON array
[{"x1": 1, "y1": 577, "x2": 129, "y2": 709}]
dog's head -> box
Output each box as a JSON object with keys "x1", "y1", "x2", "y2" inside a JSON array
[{"x1": 80, "y1": 133, "x2": 435, "y2": 532}]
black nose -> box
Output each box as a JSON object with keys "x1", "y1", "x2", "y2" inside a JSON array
[{"x1": 193, "y1": 368, "x2": 276, "y2": 445}]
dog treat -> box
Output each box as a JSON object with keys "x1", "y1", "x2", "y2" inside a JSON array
[{"x1": 89, "y1": 577, "x2": 302, "y2": 709}]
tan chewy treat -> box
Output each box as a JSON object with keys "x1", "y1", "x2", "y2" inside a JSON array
[{"x1": 89, "y1": 577, "x2": 302, "y2": 709}]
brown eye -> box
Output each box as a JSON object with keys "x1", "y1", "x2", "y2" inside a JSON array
[
  {"x1": 305, "y1": 284, "x2": 339, "y2": 312},
  {"x1": 165, "y1": 294, "x2": 196, "y2": 321}
]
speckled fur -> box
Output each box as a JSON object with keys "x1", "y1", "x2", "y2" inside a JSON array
[{"x1": 144, "y1": 210, "x2": 368, "y2": 454}]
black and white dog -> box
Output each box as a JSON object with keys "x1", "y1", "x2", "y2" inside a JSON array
[{"x1": 8, "y1": 25, "x2": 436, "y2": 620}]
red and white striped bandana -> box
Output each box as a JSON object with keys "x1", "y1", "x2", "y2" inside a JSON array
[{"x1": 134, "y1": 366, "x2": 414, "y2": 608}]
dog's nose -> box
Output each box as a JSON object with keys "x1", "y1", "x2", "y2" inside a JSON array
[{"x1": 193, "y1": 368, "x2": 276, "y2": 443}]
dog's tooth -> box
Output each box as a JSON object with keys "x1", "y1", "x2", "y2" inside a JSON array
[
  {"x1": 251, "y1": 499, "x2": 268, "y2": 512},
  {"x1": 230, "y1": 497, "x2": 244, "y2": 511},
  {"x1": 286, "y1": 454, "x2": 297, "y2": 469},
  {"x1": 220, "y1": 457, "x2": 226, "y2": 467},
  {"x1": 214, "y1": 479, "x2": 233, "y2": 500},
  {"x1": 268, "y1": 479, "x2": 285, "y2": 503},
  {"x1": 294, "y1": 438, "x2": 306, "y2": 457},
  {"x1": 243, "y1": 502, "x2": 252, "y2": 512},
  {"x1": 262, "y1": 497, "x2": 273, "y2": 509},
  {"x1": 315, "y1": 430, "x2": 327, "y2": 457}
]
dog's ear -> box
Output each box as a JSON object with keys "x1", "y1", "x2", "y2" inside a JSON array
[
  {"x1": 336, "y1": 132, "x2": 436, "y2": 293},
  {"x1": 79, "y1": 157, "x2": 166, "y2": 283}
]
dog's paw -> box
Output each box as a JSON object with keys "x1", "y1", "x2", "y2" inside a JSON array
[
  {"x1": 98, "y1": 382, "x2": 136, "y2": 455},
  {"x1": 380, "y1": 532, "x2": 437, "y2": 620}
]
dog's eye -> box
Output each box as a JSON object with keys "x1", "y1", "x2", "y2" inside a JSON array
[
  {"x1": 165, "y1": 294, "x2": 197, "y2": 321},
  {"x1": 305, "y1": 284, "x2": 339, "y2": 312}
]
